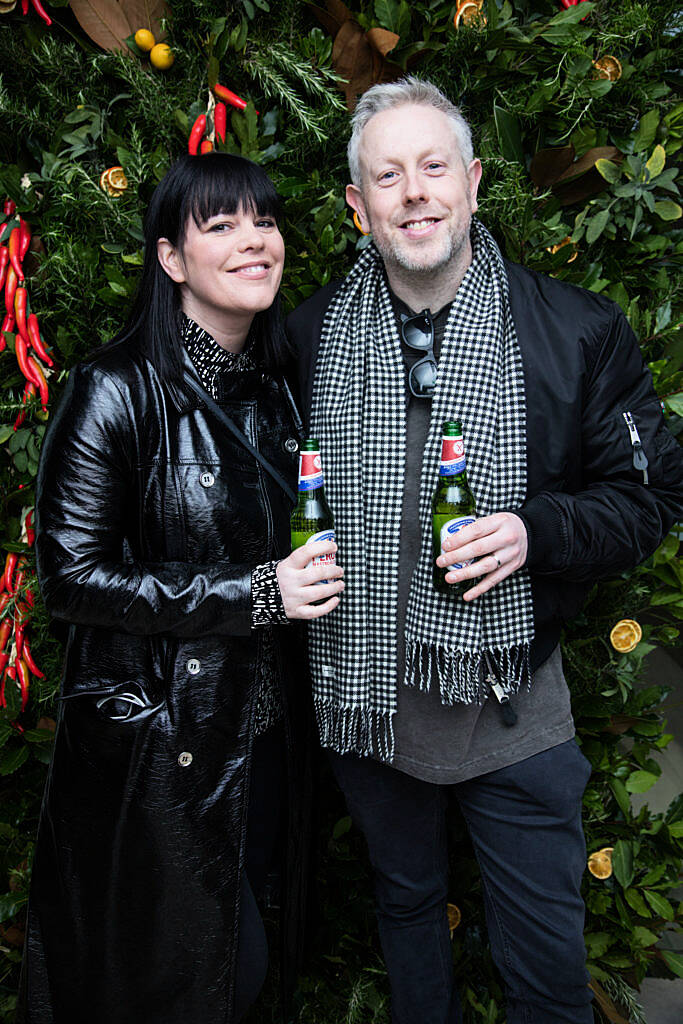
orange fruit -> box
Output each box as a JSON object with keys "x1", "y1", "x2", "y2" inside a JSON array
[
  {"x1": 99, "y1": 166, "x2": 128, "y2": 197},
  {"x1": 588, "y1": 847, "x2": 613, "y2": 879},
  {"x1": 454, "y1": 1, "x2": 486, "y2": 28},
  {"x1": 447, "y1": 903, "x2": 461, "y2": 933},
  {"x1": 150, "y1": 43, "x2": 174, "y2": 70},
  {"x1": 546, "y1": 236, "x2": 578, "y2": 263},
  {"x1": 134, "y1": 29, "x2": 156, "y2": 53},
  {"x1": 610, "y1": 619, "x2": 642, "y2": 653},
  {"x1": 592, "y1": 56, "x2": 622, "y2": 82}
]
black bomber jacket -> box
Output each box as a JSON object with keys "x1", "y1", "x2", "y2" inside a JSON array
[{"x1": 285, "y1": 258, "x2": 683, "y2": 670}]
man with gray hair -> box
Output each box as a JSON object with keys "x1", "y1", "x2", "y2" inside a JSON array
[{"x1": 285, "y1": 76, "x2": 683, "y2": 1023}]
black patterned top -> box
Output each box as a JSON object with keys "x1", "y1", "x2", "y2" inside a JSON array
[{"x1": 182, "y1": 314, "x2": 286, "y2": 734}]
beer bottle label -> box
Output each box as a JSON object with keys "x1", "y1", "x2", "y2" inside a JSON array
[
  {"x1": 439, "y1": 434, "x2": 466, "y2": 476},
  {"x1": 440, "y1": 516, "x2": 475, "y2": 570},
  {"x1": 305, "y1": 528, "x2": 336, "y2": 583},
  {"x1": 298, "y1": 450, "x2": 324, "y2": 491}
]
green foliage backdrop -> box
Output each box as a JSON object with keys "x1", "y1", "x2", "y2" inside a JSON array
[{"x1": 0, "y1": 1, "x2": 681, "y2": 1021}]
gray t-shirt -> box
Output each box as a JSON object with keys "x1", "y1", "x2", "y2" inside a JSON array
[{"x1": 388, "y1": 291, "x2": 575, "y2": 785}]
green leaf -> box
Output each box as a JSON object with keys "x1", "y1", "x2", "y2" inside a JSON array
[
  {"x1": 610, "y1": 778, "x2": 631, "y2": 816},
  {"x1": 0, "y1": 423, "x2": 15, "y2": 445},
  {"x1": 0, "y1": 746, "x2": 29, "y2": 776},
  {"x1": 645, "y1": 145, "x2": 666, "y2": 179},
  {"x1": 584, "y1": 931, "x2": 612, "y2": 957},
  {"x1": 625, "y1": 770, "x2": 658, "y2": 794},
  {"x1": 493, "y1": 104, "x2": 524, "y2": 165},
  {"x1": 595, "y1": 159, "x2": 620, "y2": 184},
  {"x1": 586, "y1": 208, "x2": 610, "y2": 245},
  {"x1": 633, "y1": 925, "x2": 659, "y2": 947},
  {"x1": 624, "y1": 887, "x2": 651, "y2": 917},
  {"x1": 643, "y1": 890, "x2": 674, "y2": 920},
  {"x1": 611, "y1": 839, "x2": 634, "y2": 888},
  {"x1": 332, "y1": 815, "x2": 352, "y2": 840},
  {"x1": 668, "y1": 821, "x2": 683, "y2": 838},
  {"x1": 633, "y1": 110, "x2": 659, "y2": 152},
  {"x1": 0, "y1": 892, "x2": 28, "y2": 922},
  {"x1": 654, "y1": 200, "x2": 682, "y2": 221},
  {"x1": 661, "y1": 950, "x2": 683, "y2": 978},
  {"x1": 375, "y1": 0, "x2": 400, "y2": 32}
]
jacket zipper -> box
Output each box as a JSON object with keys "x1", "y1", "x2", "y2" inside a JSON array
[{"x1": 622, "y1": 411, "x2": 649, "y2": 485}]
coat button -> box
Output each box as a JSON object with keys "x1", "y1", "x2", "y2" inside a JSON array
[
  {"x1": 187, "y1": 658, "x2": 201, "y2": 675},
  {"x1": 284, "y1": 438, "x2": 299, "y2": 454},
  {"x1": 200, "y1": 471, "x2": 215, "y2": 488},
  {"x1": 178, "y1": 751, "x2": 193, "y2": 767}
]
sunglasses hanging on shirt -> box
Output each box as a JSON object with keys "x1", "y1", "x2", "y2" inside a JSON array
[{"x1": 400, "y1": 309, "x2": 437, "y2": 399}]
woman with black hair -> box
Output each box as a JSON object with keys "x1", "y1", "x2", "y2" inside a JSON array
[{"x1": 19, "y1": 154, "x2": 343, "y2": 1023}]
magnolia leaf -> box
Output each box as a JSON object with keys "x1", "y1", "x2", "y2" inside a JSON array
[
  {"x1": 530, "y1": 146, "x2": 575, "y2": 189},
  {"x1": 119, "y1": 0, "x2": 167, "y2": 39},
  {"x1": 626, "y1": 769, "x2": 658, "y2": 793},
  {"x1": 645, "y1": 144, "x2": 666, "y2": 179},
  {"x1": 654, "y1": 199, "x2": 682, "y2": 221},
  {"x1": 643, "y1": 890, "x2": 674, "y2": 920},
  {"x1": 309, "y1": 0, "x2": 353, "y2": 35},
  {"x1": 611, "y1": 839, "x2": 634, "y2": 888},
  {"x1": 69, "y1": 0, "x2": 134, "y2": 52},
  {"x1": 366, "y1": 27, "x2": 400, "y2": 58},
  {"x1": 595, "y1": 158, "x2": 620, "y2": 184},
  {"x1": 663, "y1": 391, "x2": 683, "y2": 415},
  {"x1": 661, "y1": 950, "x2": 683, "y2": 978}
]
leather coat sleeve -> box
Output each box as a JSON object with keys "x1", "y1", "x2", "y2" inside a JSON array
[
  {"x1": 36, "y1": 363, "x2": 254, "y2": 637},
  {"x1": 518, "y1": 305, "x2": 683, "y2": 581}
]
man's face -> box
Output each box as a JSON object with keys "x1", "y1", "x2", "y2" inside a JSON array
[{"x1": 346, "y1": 104, "x2": 482, "y2": 274}]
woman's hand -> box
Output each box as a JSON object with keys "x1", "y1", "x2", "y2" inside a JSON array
[{"x1": 276, "y1": 540, "x2": 344, "y2": 619}]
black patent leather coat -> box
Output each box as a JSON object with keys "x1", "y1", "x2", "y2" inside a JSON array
[{"x1": 20, "y1": 341, "x2": 307, "y2": 1023}]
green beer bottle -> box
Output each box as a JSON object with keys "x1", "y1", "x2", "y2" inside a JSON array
[
  {"x1": 432, "y1": 420, "x2": 476, "y2": 595},
  {"x1": 290, "y1": 439, "x2": 336, "y2": 582}
]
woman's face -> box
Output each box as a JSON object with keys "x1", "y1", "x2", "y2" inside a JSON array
[{"x1": 159, "y1": 205, "x2": 285, "y2": 329}]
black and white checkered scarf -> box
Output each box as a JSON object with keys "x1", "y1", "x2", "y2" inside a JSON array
[{"x1": 309, "y1": 220, "x2": 534, "y2": 760}]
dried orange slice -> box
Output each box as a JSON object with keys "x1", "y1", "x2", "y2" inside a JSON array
[
  {"x1": 610, "y1": 619, "x2": 642, "y2": 653},
  {"x1": 454, "y1": 1, "x2": 486, "y2": 29},
  {"x1": 352, "y1": 211, "x2": 369, "y2": 235},
  {"x1": 546, "y1": 236, "x2": 578, "y2": 263},
  {"x1": 447, "y1": 903, "x2": 461, "y2": 933},
  {"x1": 588, "y1": 847, "x2": 613, "y2": 879},
  {"x1": 107, "y1": 167, "x2": 128, "y2": 191},
  {"x1": 592, "y1": 56, "x2": 622, "y2": 82}
]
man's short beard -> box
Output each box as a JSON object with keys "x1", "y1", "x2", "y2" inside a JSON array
[{"x1": 374, "y1": 214, "x2": 472, "y2": 276}]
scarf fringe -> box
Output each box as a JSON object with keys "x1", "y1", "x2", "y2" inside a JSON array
[
  {"x1": 314, "y1": 698, "x2": 395, "y2": 762},
  {"x1": 405, "y1": 639, "x2": 531, "y2": 706}
]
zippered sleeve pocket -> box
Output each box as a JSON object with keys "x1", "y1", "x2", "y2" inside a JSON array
[{"x1": 622, "y1": 410, "x2": 649, "y2": 485}]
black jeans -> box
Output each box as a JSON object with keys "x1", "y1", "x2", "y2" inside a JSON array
[{"x1": 328, "y1": 740, "x2": 594, "y2": 1024}]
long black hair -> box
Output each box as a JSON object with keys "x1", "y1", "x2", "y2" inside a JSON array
[{"x1": 114, "y1": 153, "x2": 287, "y2": 385}]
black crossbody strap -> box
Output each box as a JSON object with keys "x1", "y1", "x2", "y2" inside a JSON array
[{"x1": 182, "y1": 366, "x2": 297, "y2": 504}]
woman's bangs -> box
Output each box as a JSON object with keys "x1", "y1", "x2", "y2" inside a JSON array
[{"x1": 185, "y1": 157, "x2": 282, "y2": 228}]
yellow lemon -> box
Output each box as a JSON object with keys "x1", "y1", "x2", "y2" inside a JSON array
[
  {"x1": 150, "y1": 43, "x2": 175, "y2": 71},
  {"x1": 134, "y1": 29, "x2": 156, "y2": 52},
  {"x1": 587, "y1": 847, "x2": 613, "y2": 879},
  {"x1": 610, "y1": 619, "x2": 642, "y2": 653}
]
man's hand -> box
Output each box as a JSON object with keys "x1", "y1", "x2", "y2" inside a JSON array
[
  {"x1": 435, "y1": 512, "x2": 528, "y2": 601},
  {"x1": 276, "y1": 540, "x2": 344, "y2": 619}
]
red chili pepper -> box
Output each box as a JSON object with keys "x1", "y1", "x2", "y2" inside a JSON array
[
  {"x1": 214, "y1": 102, "x2": 227, "y2": 144},
  {"x1": 29, "y1": 0, "x2": 52, "y2": 25},
  {"x1": 214, "y1": 84, "x2": 258, "y2": 115},
  {"x1": 8, "y1": 227, "x2": 24, "y2": 282},
  {"x1": 25, "y1": 509, "x2": 35, "y2": 547},
  {"x1": 0, "y1": 661, "x2": 9, "y2": 707},
  {"x1": 28, "y1": 355, "x2": 49, "y2": 408},
  {"x1": 22, "y1": 636, "x2": 44, "y2": 679},
  {"x1": 16, "y1": 333, "x2": 42, "y2": 389},
  {"x1": 16, "y1": 657, "x2": 29, "y2": 711},
  {"x1": 27, "y1": 313, "x2": 54, "y2": 366},
  {"x1": 14, "y1": 622, "x2": 25, "y2": 659},
  {"x1": 13, "y1": 556, "x2": 26, "y2": 595},
  {"x1": 0, "y1": 247, "x2": 8, "y2": 291},
  {"x1": 0, "y1": 618, "x2": 12, "y2": 652},
  {"x1": 188, "y1": 114, "x2": 207, "y2": 156},
  {"x1": 3, "y1": 553, "x2": 18, "y2": 595},
  {"x1": 3, "y1": 200, "x2": 16, "y2": 217},
  {"x1": 19, "y1": 218, "x2": 31, "y2": 262},
  {"x1": 13, "y1": 383, "x2": 32, "y2": 430},
  {"x1": 5, "y1": 265, "x2": 18, "y2": 315},
  {"x1": 21, "y1": 0, "x2": 29, "y2": 13},
  {"x1": 0, "y1": 594, "x2": 9, "y2": 614},
  {"x1": 1, "y1": 311, "x2": 14, "y2": 334},
  {"x1": 200, "y1": 139, "x2": 213, "y2": 155},
  {"x1": 14, "y1": 285, "x2": 29, "y2": 342}
]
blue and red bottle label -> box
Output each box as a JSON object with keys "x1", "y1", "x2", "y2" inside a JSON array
[
  {"x1": 441, "y1": 516, "x2": 475, "y2": 569},
  {"x1": 439, "y1": 434, "x2": 466, "y2": 476},
  {"x1": 298, "y1": 450, "x2": 324, "y2": 491}
]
